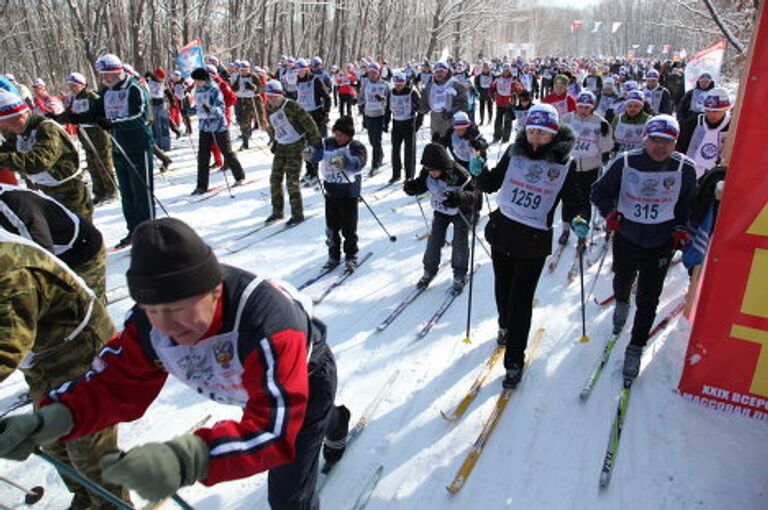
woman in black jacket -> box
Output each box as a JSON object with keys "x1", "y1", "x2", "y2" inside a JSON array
[{"x1": 473, "y1": 103, "x2": 583, "y2": 388}]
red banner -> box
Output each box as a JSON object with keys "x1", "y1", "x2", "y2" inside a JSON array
[{"x1": 678, "y1": 4, "x2": 768, "y2": 423}]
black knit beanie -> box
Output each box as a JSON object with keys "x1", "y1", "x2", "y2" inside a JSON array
[
  {"x1": 190, "y1": 67, "x2": 209, "y2": 81},
  {"x1": 333, "y1": 116, "x2": 355, "y2": 137},
  {"x1": 127, "y1": 218, "x2": 223, "y2": 304},
  {"x1": 420, "y1": 142, "x2": 452, "y2": 171}
]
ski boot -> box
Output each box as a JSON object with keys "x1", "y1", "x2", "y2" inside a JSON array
[
  {"x1": 558, "y1": 228, "x2": 570, "y2": 246},
  {"x1": 622, "y1": 344, "x2": 643, "y2": 381},
  {"x1": 416, "y1": 270, "x2": 437, "y2": 290},
  {"x1": 502, "y1": 363, "x2": 524, "y2": 389},
  {"x1": 323, "y1": 405, "x2": 351, "y2": 467},
  {"x1": 612, "y1": 301, "x2": 630, "y2": 336}
]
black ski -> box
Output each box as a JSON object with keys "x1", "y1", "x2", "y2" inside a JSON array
[
  {"x1": 313, "y1": 252, "x2": 373, "y2": 305},
  {"x1": 297, "y1": 264, "x2": 340, "y2": 291}
]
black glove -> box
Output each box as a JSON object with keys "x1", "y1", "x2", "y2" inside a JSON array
[
  {"x1": 244, "y1": 81, "x2": 255, "y2": 90},
  {"x1": 269, "y1": 142, "x2": 276, "y2": 154},
  {"x1": 202, "y1": 104, "x2": 212, "y2": 114},
  {"x1": 358, "y1": 105, "x2": 365, "y2": 116},
  {"x1": 321, "y1": 112, "x2": 330, "y2": 125},
  {"x1": 403, "y1": 179, "x2": 419, "y2": 196},
  {"x1": 442, "y1": 191, "x2": 462, "y2": 208},
  {"x1": 96, "y1": 117, "x2": 113, "y2": 130},
  {"x1": 600, "y1": 120, "x2": 610, "y2": 137}
]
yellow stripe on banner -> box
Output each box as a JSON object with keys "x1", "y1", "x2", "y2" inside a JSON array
[
  {"x1": 742, "y1": 249, "x2": 768, "y2": 319},
  {"x1": 730, "y1": 324, "x2": 768, "y2": 397},
  {"x1": 746, "y1": 203, "x2": 768, "y2": 236}
]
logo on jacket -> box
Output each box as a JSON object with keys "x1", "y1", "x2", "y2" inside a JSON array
[
  {"x1": 546, "y1": 166, "x2": 561, "y2": 181},
  {"x1": 662, "y1": 176, "x2": 676, "y2": 190},
  {"x1": 524, "y1": 165, "x2": 544, "y2": 184},
  {"x1": 700, "y1": 142, "x2": 719, "y2": 160},
  {"x1": 213, "y1": 339, "x2": 235, "y2": 369},
  {"x1": 177, "y1": 352, "x2": 212, "y2": 382},
  {"x1": 641, "y1": 178, "x2": 659, "y2": 196}
]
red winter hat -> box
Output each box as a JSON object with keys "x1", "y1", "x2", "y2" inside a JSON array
[{"x1": 154, "y1": 68, "x2": 167, "y2": 80}]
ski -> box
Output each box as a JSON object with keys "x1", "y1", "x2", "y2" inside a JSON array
[
  {"x1": 649, "y1": 299, "x2": 686, "y2": 338},
  {"x1": 0, "y1": 393, "x2": 33, "y2": 419},
  {"x1": 579, "y1": 335, "x2": 619, "y2": 401},
  {"x1": 106, "y1": 285, "x2": 130, "y2": 305},
  {"x1": 186, "y1": 189, "x2": 221, "y2": 204},
  {"x1": 296, "y1": 265, "x2": 340, "y2": 291},
  {"x1": 351, "y1": 465, "x2": 384, "y2": 510},
  {"x1": 375, "y1": 263, "x2": 448, "y2": 333},
  {"x1": 224, "y1": 214, "x2": 316, "y2": 254},
  {"x1": 318, "y1": 369, "x2": 401, "y2": 491},
  {"x1": 312, "y1": 252, "x2": 373, "y2": 305},
  {"x1": 441, "y1": 345, "x2": 505, "y2": 422},
  {"x1": 141, "y1": 414, "x2": 213, "y2": 510},
  {"x1": 598, "y1": 381, "x2": 632, "y2": 489},
  {"x1": 547, "y1": 243, "x2": 568, "y2": 272},
  {"x1": 446, "y1": 328, "x2": 545, "y2": 494},
  {"x1": 415, "y1": 230, "x2": 430, "y2": 241},
  {"x1": 595, "y1": 260, "x2": 682, "y2": 306},
  {"x1": 416, "y1": 264, "x2": 480, "y2": 340}
]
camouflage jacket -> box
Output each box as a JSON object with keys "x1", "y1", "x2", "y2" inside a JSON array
[
  {"x1": 266, "y1": 98, "x2": 321, "y2": 151},
  {"x1": 0, "y1": 230, "x2": 113, "y2": 398}
]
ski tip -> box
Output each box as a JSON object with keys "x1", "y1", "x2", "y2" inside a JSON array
[
  {"x1": 579, "y1": 390, "x2": 590, "y2": 402},
  {"x1": 579, "y1": 335, "x2": 590, "y2": 344},
  {"x1": 598, "y1": 472, "x2": 611, "y2": 489},
  {"x1": 440, "y1": 410, "x2": 458, "y2": 422}
]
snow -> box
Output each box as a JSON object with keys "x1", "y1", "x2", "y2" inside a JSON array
[{"x1": 1, "y1": 116, "x2": 766, "y2": 510}]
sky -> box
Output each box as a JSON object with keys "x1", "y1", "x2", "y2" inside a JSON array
[{"x1": 538, "y1": 0, "x2": 600, "y2": 7}]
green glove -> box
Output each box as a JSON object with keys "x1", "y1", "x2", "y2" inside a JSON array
[
  {"x1": 101, "y1": 434, "x2": 209, "y2": 502},
  {"x1": 0, "y1": 403, "x2": 73, "y2": 461}
]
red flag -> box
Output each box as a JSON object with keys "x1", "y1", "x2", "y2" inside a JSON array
[
  {"x1": 570, "y1": 20, "x2": 583, "y2": 33},
  {"x1": 662, "y1": 44, "x2": 671, "y2": 54}
]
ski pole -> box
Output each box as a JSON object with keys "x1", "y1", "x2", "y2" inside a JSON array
[
  {"x1": 462, "y1": 200, "x2": 479, "y2": 344},
  {"x1": 578, "y1": 239, "x2": 589, "y2": 344},
  {"x1": 76, "y1": 125, "x2": 120, "y2": 193},
  {"x1": 35, "y1": 450, "x2": 196, "y2": 510},
  {"x1": 108, "y1": 134, "x2": 170, "y2": 217},
  {"x1": 338, "y1": 162, "x2": 396, "y2": 242},
  {"x1": 586, "y1": 231, "x2": 612, "y2": 303},
  {"x1": 0, "y1": 476, "x2": 44, "y2": 504},
  {"x1": 415, "y1": 195, "x2": 431, "y2": 231},
  {"x1": 457, "y1": 209, "x2": 491, "y2": 259},
  {"x1": 216, "y1": 140, "x2": 234, "y2": 199}
]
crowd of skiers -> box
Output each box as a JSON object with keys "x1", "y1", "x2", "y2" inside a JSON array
[{"x1": 0, "y1": 50, "x2": 731, "y2": 509}]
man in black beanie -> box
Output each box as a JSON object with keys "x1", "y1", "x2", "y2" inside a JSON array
[
  {"x1": 309, "y1": 115, "x2": 368, "y2": 271},
  {"x1": 404, "y1": 143, "x2": 479, "y2": 293},
  {"x1": 13, "y1": 217, "x2": 349, "y2": 509}
]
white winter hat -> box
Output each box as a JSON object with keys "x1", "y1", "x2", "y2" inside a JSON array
[
  {"x1": 67, "y1": 73, "x2": 87, "y2": 86},
  {"x1": 5, "y1": 74, "x2": 15, "y2": 82},
  {"x1": 525, "y1": 103, "x2": 559, "y2": 134},
  {"x1": 452, "y1": 111, "x2": 471, "y2": 128},
  {"x1": 703, "y1": 88, "x2": 731, "y2": 111},
  {"x1": 0, "y1": 91, "x2": 29, "y2": 119},
  {"x1": 32, "y1": 78, "x2": 46, "y2": 88},
  {"x1": 96, "y1": 54, "x2": 123, "y2": 74},
  {"x1": 264, "y1": 79, "x2": 284, "y2": 96},
  {"x1": 576, "y1": 91, "x2": 597, "y2": 107},
  {"x1": 644, "y1": 114, "x2": 680, "y2": 140}
]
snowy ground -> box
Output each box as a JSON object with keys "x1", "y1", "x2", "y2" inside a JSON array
[{"x1": 1, "y1": 113, "x2": 766, "y2": 510}]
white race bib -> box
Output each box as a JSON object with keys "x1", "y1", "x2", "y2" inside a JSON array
[
  {"x1": 497, "y1": 156, "x2": 569, "y2": 230},
  {"x1": 616, "y1": 155, "x2": 683, "y2": 224}
]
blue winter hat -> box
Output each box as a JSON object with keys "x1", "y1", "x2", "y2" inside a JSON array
[
  {"x1": 646, "y1": 69, "x2": 660, "y2": 79},
  {"x1": 525, "y1": 103, "x2": 559, "y2": 134},
  {"x1": 264, "y1": 80, "x2": 284, "y2": 96},
  {"x1": 625, "y1": 90, "x2": 646, "y2": 104},
  {"x1": 644, "y1": 114, "x2": 680, "y2": 139}
]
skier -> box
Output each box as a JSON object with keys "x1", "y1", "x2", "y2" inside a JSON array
[
  {"x1": 440, "y1": 111, "x2": 488, "y2": 170},
  {"x1": 0, "y1": 91, "x2": 93, "y2": 221},
  {"x1": 490, "y1": 63, "x2": 517, "y2": 143},
  {"x1": 0, "y1": 229, "x2": 128, "y2": 510},
  {"x1": 169, "y1": 71, "x2": 193, "y2": 136},
  {"x1": 474, "y1": 60, "x2": 495, "y2": 125},
  {"x1": 62, "y1": 72, "x2": 117, "y2": 205},
  {"x1": 643, "y1": 69, "x2": 672, "y2": 115},
  {"x1": 403, "y1": 143, "x2": 478, "y2": 293},
  {"x1": 414, "y1": 60, "x2": 432, "y2": 90},
  {"x1": 0, "y1": 218, "x2": 350, "y2": 509},
  {"x1": 676, "y1": 72, "x2": 715, "y2": 125},
  {"x1": 676, "y1": 87, "x2": 731, "y2": 180},
  {"x1": 190, "y1": 67, "x2": 246, "y2": 195},
  {"x1": 264, "y1": 80, "x2": 322, "y2": 226},
  {"x1": 595, "y1": 77, "x2": 620, "y2": 124},
  {"x1": 387, "y1": 71, "x2": 422, "y2": 183},
  {"x1": 542, "y1": 74, "x2": 576, "y2": 118},
  {"x1": 559, "y1": 91, "x2": 614, "y2": 248},
  {"x1": 146, "y1": 68, "x2": 173, "y2": 150},
  {"x1": 30, "y1": 79, "x2": 65, "y2": 118},
  {"x1": 419, "y1": 61, "x2": 468, "y2": 142},
  {"x1": 85, "y1": 54, "x2": 155, "y2": 249},
  {"x1": 0, "y1": 183, "x2": 108, "y2": 302},
  {"x1": 231, "y1": 61, "x2": 264, "y2": 151},
  {"x1": 582, "y1": 66, "x2": 603, "y2": 95},
  {"x1": 358, "y1": 63, "x2": 390, "y2": 174},
  {"x1": 310, "y1": 116, "x2": 368, "y2": 271},
  {"x1": 612, "y1": 90, "x2": 651, "y2": 154},
  {"x1": 591, "y1": 114, "x2": 697, "y2": 380},
  {"x1": 206, "y1": 64, "x2": 238, "y2": 170},
  {"x1": 470, "y1": 103, "x2": 583, "y2": 388},
  {"x1": 310, "y1": 56, "x2": 333, "y2": 91},
  {"x1": 337, "y1": 63, "x2": 358, "y2": 117},
  {"x1": 295, "y1": 58, "x2": 332, "y2": 185}
]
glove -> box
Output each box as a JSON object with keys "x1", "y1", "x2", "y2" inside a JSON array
[
  {"x1": 96, "y1": 117, "x2": 113, "y2": 130},
  {"x1": 468, "y1": 156, "x2": 485, "y2": 176},
  {"x1": 570, "y1": 215, "x2": 590, "y2": 239},
  {"x1": 0, "y1": 404, "x2": 73, "y2": 461},
  {"x1": 321, "y1": 112, "x2": 330, "y2": 125},
  {"x1": 201, "y1": 104, "x2": 212, "y2": 114},
  {"x1": 605, "y1": 210, "x2": 623, "y2": 232},
  {"x1": 671, "y1": 226, "x2": 691, "y2": 251},
  {"x1": 442, "y1": 110, "x2": 453, "y2": 121},
  {"x1": 442, "y1": 191, "x2": 462, "y2": 208},
  {"x1": 403, "y1": 179, "x2": 419, "y2": 196},
  {"x1": 329, "y1": 154, "x2": 346, "y2": 170},
  {"x1": 302, "y1": 145, "x2": 316, "y2": 162},
  {"x1": 244, "y1": 81, "x2": 255, "y2": 90},
  {"x1": 101, "y1": 434, "x2": 209, "y2": 502}
]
